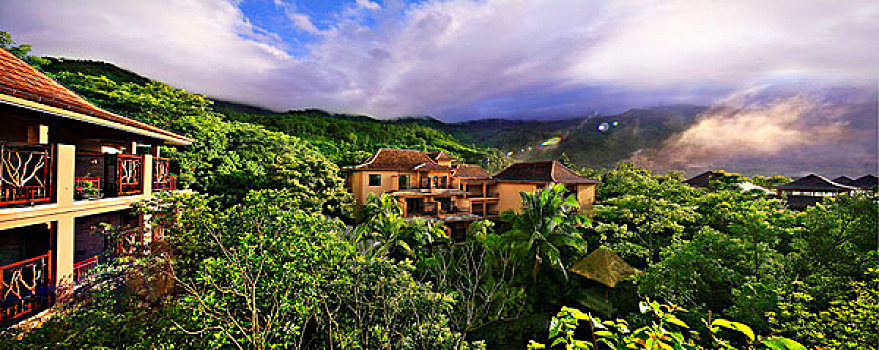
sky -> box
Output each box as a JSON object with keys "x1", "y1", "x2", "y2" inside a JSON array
[{"x1": 1, "y1": 0, "x2": 877, "y2": 122}]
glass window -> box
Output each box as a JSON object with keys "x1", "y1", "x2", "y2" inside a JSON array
[
  {"x1": 398, "y1": 175, "x2": 410, "y2": 189},
  {"x1": 369, "y1": 174, "x2": 381, "y2": 187}
]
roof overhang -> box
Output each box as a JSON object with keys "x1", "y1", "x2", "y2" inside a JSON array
[{"x1": 0, "y1": 93, "x2": 193, "y2": 146}]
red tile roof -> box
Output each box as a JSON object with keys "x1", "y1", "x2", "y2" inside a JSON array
[
  {"x1": 345, "y1": 148, "x2": 452, "y2": 172},
  {"x1": 453, "y1": 164, "x2": 491, "y2": 178},
  {"x1": 493, "y1": 161, "x2": 598, "y2": 184},
  {"x1": 0, "y1": 47, "x2": 191, "y2": 144},
  {"x1": 426, "y1": 150, "x2": 456, "y2": 161}
]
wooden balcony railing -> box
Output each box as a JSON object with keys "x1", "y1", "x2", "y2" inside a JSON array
[
  {"x1": 115, "y1": 227, "x2": 144, "y2": 256},
  {"x1": 73, "y1": 255, "x2": 100, "y2": 285},
  {"x1": 89, "y1": 154, "x2": 144, "y2": 197},
  {"x1": 0, "y1": 143, "x2": 53, "y2": 207},
  {"x1": 0, "y1": 251, "x2": 52, "y2": 325},
  {"x1": 152, "y1": 157, "x2": 177, "y2": 191}
]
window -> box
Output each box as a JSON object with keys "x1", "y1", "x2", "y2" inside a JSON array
[
  {"x1": 398, "y1": 175, "x2": 410, "y2": 189},
  {"x1": 439, "y1": 176, "x2": 448, "y2": 188},
  {"x1": 432, "y1": 176, "x2": 439, "y2": 187},
  {"x1": 368, "y1": 174, "x2": 381, "y2": 187}
]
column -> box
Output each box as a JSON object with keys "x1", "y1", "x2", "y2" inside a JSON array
[
  {"x1": 143, "y1": 155, "x2": 153, "y2": 197},
  {"x1": 141, "y1": 155, "x2": 154, "y2": 243},
  {"x1": 55, "y1": 144, "x2": 75, "y2": 207},
  {"x1": 54, "y1": 217, "x2": 75, "y2": 301}
]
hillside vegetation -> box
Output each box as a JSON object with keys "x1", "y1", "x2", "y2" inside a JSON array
[
  {"x1": 1, "y1": 34, "x2": 875, "y2": 350},
  {"x1": 36, "y1": 57, "x2": 709, "y2": 172}
]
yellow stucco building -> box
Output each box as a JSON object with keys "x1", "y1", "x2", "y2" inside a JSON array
[
  {"x1": 0, "y1": 47, "x2": 191, "y2": 324},
  {"x1": 344, "y1": 149, "x2": 598, "y2": 238}
]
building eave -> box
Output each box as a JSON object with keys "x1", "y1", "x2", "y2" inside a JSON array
[{"x1": 0, "y1": 93, "x2": 193, "y2": 146}]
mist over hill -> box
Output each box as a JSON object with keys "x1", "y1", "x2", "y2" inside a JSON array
[{"x1": 42, "y1": 57, "x2": 877, "y2": 178}]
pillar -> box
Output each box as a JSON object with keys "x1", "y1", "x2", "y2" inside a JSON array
[
  {"x1": 142, "y1": 155, "x2": 154, "y2": 243},
  {"x1": 27, "y1": 124, "x2": 49, "y2": 144},
  {"x1": 127, "y1": 141, "x2": 138, "y2": 155},
  {"x1": 54, "y1": 217, "x2": 75, "y2": 301},
  {"x1": 55, "y1": 144, "x2": 75, "y2": 207},
  {"x1": 143, "y1": 155, "x2": 153, "y2": 197}
]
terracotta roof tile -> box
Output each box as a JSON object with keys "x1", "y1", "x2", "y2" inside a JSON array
[
  {"x1": 452, "y1": 164, "x2": 491, "y2": 178},
  {"x1": 346, "y1": 148, "x2": 451, "y2": 172},
  {"x1": 426, "y1": 150, "x2": 456, "y2": 161},
  {"x1": 493, "y1": 161, "x2": 598, "y2": 184},
  {"x1": 0, "y1": 47, "x2": 191, "y2": 143}
]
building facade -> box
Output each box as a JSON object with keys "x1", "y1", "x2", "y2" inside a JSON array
[
  {"x1": 344, "y1": 149, "x2": 598, "y2": 238},
  {"x1": 0, "y1": 48, "x2": 191, "y2": 325}
]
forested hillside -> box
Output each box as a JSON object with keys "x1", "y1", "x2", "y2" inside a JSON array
[
  {"x1": 34, "y1": 57, "x2": 708, "y2": 172},
  {"x1": 2, "y1": 35, "x2": 875, "y2": 350}
]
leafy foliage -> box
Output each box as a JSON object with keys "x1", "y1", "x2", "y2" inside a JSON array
[
  {"x1": 528, "y1": 301, "x2": 804, "y2": 350},
  {"x1": 50, "y1": 72, "x2": 352, "y2": 213},
  {"x1": 501, "y1": 183, "x2": 589, "y2": 284},
  {"x1": 224, "y1": 109, "x2": 512, "y2": 171}
]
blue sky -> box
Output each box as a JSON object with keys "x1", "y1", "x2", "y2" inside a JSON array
[{"x1": 0, "y1": 0, "x2": 876, "y2": 121}]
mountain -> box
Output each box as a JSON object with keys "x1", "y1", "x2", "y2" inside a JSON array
[
  {"x1": 39, "y1": 58, "x2": 877, "y2": 177},
  {"x1": 40, "y1": 57, "x2": 151, "y2": 84},
  {"x1": 444, "y1": 105, "x2": 707, "y2": 170}
]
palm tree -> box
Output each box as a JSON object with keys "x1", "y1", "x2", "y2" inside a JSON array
[
  {"x1": 354, "y1": 194, "x2": 446, "y2": 260},
  {"x1": 502, "y1": 183, "x2": 589, "y2": 284}
]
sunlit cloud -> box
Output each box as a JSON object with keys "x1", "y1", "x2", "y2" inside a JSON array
[
  {"x1": 631, "y1": 86, "x2": 878, "y2": 176},
  {"x1": 0, "y1": 0, "x2": 876, "y2": 120}
]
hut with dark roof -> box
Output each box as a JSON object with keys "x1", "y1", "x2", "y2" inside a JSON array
[{"x1": 775, "y1": 174, "x2": 858, "y2": 209}]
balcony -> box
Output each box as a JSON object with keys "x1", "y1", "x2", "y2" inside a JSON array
[
  {"x1": 0, "y1": 143, "x2": 53, "y2": 207},
  {"x1": 152, "y1": 157, "x2": 178, "y2": 191},
  {"x1": 0, "y1": 251, "x2": 53, "y2": 325},
  {"x1": 75, "y1": 153, "x2": 145, "y2": 199},
  {"x1": 73, "y1": 255, "x2": 100, "y2": 285}
]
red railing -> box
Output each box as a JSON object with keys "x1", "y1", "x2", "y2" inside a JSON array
[
  {"x1": 0, "y1": 251, "x2": 52, "y2": 324},
  {"x1": 73, "y1": 255, "x2": 100, "y2": 284},
  {"x1": 0, "y1": 143, "x2": 53, "y2": 207},
  {"x1": 152, "y1": 157, "x2": 177, "y2": 191},
  {"x1": 115, "y1": 227, "x2": 144, "y2": 256},
  {"x1": 115, "y1": 154, "x2": 143, "y2": 196}
]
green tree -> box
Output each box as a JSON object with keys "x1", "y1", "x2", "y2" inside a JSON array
[
  {"x1": 769, "y1": 273, "x2": 878, "y2": 350},
  {"x1": 502, "y1": 183, "x2": 589, "y2": 284},
  {"x1": 0, "y1": 31, "x2": 48, "y2": 68},
  {"x1": 792, "y1": 191, "x2": 878, "y2": 305}
]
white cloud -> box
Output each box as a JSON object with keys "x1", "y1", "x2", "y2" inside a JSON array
[
  {"x1": 287, "y1": 12, "x2": 323, "y2": 34},
  {"x1": 356, "y1": 0, "x2": 382, "y2": 10},
  {"x1": 0, "y1": 0, "x2": 876, "y2": 119},
  {"x1": 0, "y1": 0, "x2": 290, "y2": 106}
]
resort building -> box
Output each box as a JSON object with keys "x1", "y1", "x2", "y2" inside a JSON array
[
  {"x1": 344, "y1": 149, "x2": 598, "y2": 236},
  {"x1": 0, "y1": 47, "x2": 191, "y2": 324},
  {"x1": 774, "y1": 174, "x2": 860, "y2": 209}
]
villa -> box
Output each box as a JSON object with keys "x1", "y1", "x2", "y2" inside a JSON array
[
  {"x1": 0, "y1": 47, "x2": 191, "y2": 325},
  {"x1": 343, "y1": 148, "x2": 598, "y2": 238}
]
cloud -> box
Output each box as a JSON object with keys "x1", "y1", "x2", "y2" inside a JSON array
[
  {"x1": 0, "y1": 0, "x2": 290, "y2": 106},
  {"x1": 631, "y1": 86, "x2": 878, "y2": 176},
  {"x1": 0, "y1": 0, "x2": 876, "y2": 120},
  {"x1": 356, "y1": 0, "x2": 382, "y2": 10},
  {"x1": 287, "y1": 12, "x2": 323, "y2": 34}
]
